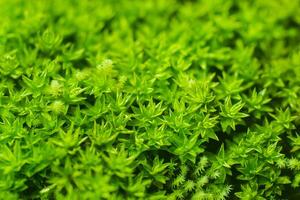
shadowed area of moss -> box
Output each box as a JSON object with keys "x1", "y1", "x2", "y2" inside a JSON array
[{"x1": 0, "y1": 0, "x2": 300, "y2": 199}]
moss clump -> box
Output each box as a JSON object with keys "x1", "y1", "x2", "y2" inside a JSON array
[{"x1": 0, "y1": 0, "x2": 300, "y2": 199}]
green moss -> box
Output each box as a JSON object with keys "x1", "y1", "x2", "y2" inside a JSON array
[{"x1": 0, "y1": 0, "x2": 300, "y2": 199}]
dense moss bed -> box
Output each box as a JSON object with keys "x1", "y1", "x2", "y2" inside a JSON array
[{"x1": 0, "y1": 0, "x2": 300, "y2": 199}]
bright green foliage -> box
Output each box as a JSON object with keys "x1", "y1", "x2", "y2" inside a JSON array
[{"x1": 0, "y1": 0, "x2": 300, "y2": 199}]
